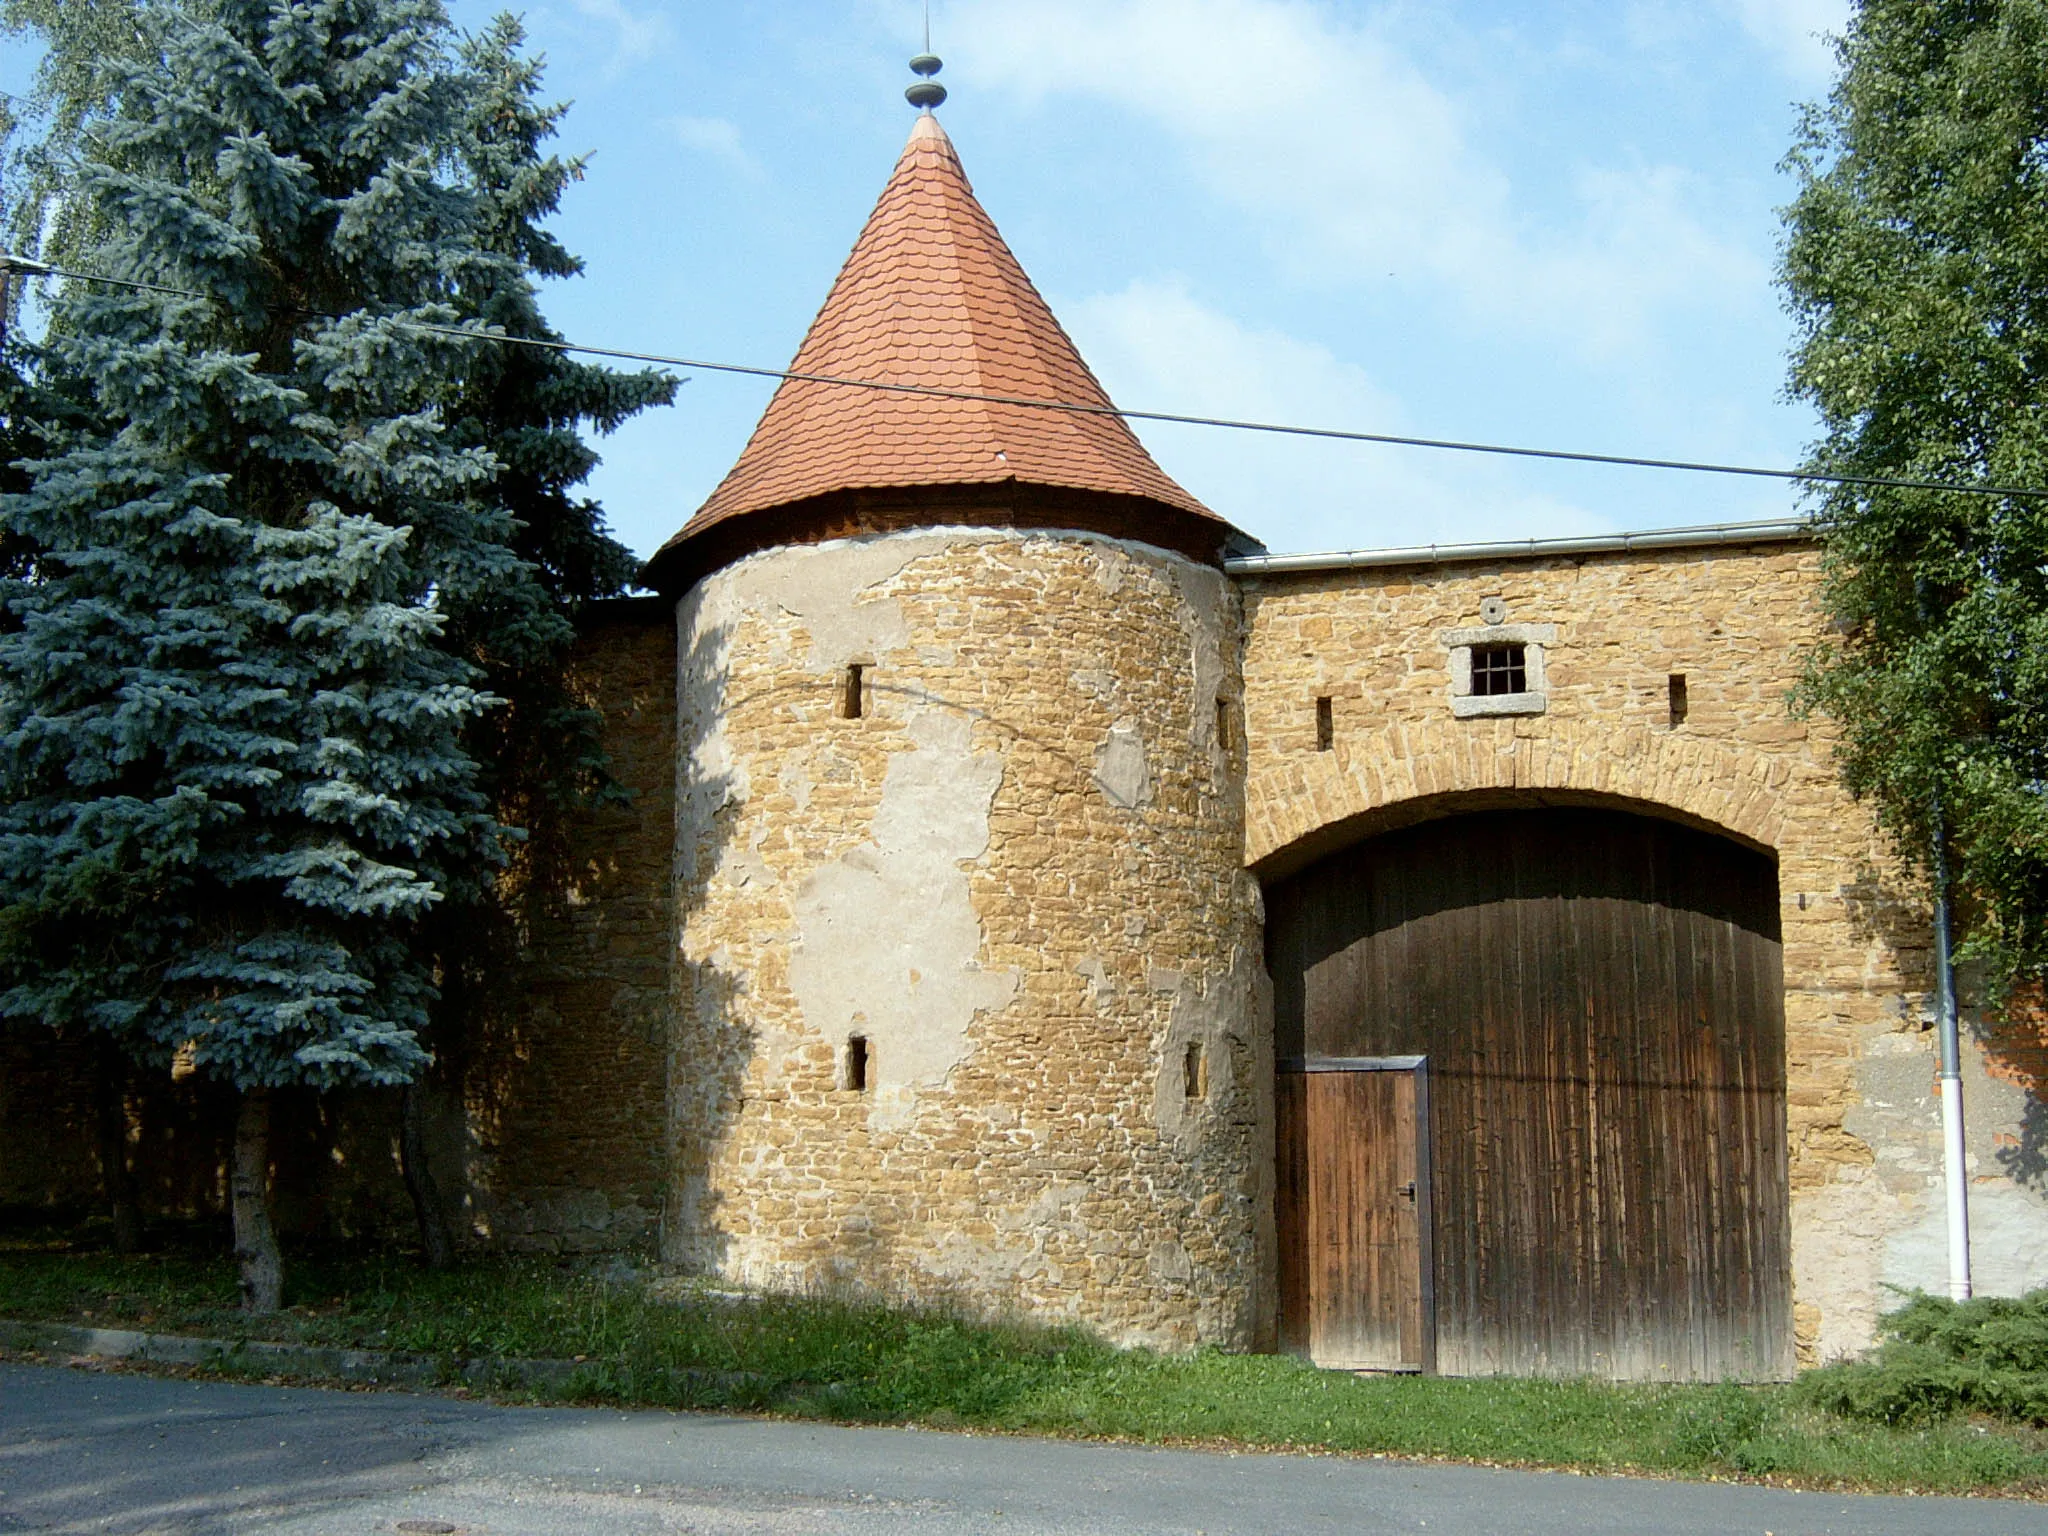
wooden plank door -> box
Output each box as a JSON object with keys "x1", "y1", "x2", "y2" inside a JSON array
[
  {"x1": 1265, "y1": 807, "x2": 1791, "y2": 1380},
  {"x1": 1277, "y1": 1059, "x2": 1434, "y2": 1372}
]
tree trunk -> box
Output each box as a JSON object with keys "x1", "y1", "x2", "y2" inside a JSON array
[
  {"x1": 400, "y1": 1081, "x2": 456, "y2": 1270},
  {"x1": 232, "y1": 1088, "x2": 282, "y2": 1314},
  {"x1": 93, "y1": 1038, "x2": 143, "y2": 1254}
]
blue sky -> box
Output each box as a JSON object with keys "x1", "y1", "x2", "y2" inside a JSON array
[{"x1": 24, "y1": 0, "x2": 1857, "y2": 563}]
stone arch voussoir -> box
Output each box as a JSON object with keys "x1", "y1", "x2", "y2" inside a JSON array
[{"x1": 1246, "y1": 718, "x2": 1795, "y2": 878}]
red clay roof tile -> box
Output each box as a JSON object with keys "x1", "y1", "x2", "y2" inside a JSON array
[{"x1": 649, "y1": 113, "x2": 1238, "y2": 583}]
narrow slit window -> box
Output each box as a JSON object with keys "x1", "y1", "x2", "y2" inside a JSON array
[
  {"x1": 845, "y1": 1035, "x2": 870, "y2": 1092},
  {"x1": 1315, "y1": 696, "x2": 1334, "y2": 752},
  {"x1": 840, "y1": 663, "x2": 865, "y2": 720},
  {"x1": 1668, "y1": 672, "x2": 1689, "y2": 727},
  {"x1": 1470, "y1": 643, "x2": 1527, "y2": 696},
  {"x1": 1183, "y1": 1041, "x2": 1207, "y2": 1100}
]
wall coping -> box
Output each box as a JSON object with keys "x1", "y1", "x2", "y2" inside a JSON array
[{"x1": 1225, "y1": 518, "x2": 1812, "y2": 577}]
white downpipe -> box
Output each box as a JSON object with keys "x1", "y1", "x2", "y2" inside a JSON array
[
  {"x1": 1941, "y1": 1078, "x2": 1972, "y2": 1301},
  {"x1": 1932, "y1": 810, "x2": 1973, "y2": 1301}
]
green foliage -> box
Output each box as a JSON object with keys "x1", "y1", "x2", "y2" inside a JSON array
[
  {"x1": 1797, "y1": 1287, "x2": 2048, "y2": 1425},
  {"x1": 433, "y1": 14, "x2": 673, "y2": 828},
  {"x1": 0, "y1": 0, "x2": 169, "y2": 265},
  {"x1": 0, "y1": 2, "x2": 675, "y2": 1096},
  {"x1": 0, "y1": 0, "x2": 516, "y2": 1088},
  {"x1": 5, "y1": 1242, "x2": 2048, "y2": 1495},
  {"x1": 1, "y1": 5, "x2": 678, "y2": 1067},
  {"x1": 1782, "y1": 0, "x2": 2048, "y2": 981}
]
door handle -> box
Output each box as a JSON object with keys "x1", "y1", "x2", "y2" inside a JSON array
[{"x1": 1397, "y1": 1182, "x2": 1417, "y2": 1202}]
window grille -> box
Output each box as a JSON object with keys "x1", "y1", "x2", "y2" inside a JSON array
[{"x1": 1470, "y1": 643, "x2": 1527, "y2": 696}]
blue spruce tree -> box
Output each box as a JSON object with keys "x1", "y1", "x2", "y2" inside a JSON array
[
  {"x1": 0, "y1": 0, "x2": 578, "y2": 1307},
  {"x1": 398, "y1": 13, "x2": 675, "y2": 1267}
]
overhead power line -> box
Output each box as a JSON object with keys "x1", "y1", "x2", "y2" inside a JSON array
[{"x1": 6, "y1": 252, "x2": 2045, "y2": 504}]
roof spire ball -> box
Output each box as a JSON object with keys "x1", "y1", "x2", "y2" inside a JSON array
[{"x1": 905, "y1": 52, "x2": 946, "y2": 111}]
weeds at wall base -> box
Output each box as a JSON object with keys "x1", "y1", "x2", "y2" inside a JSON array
[{"x1": 3, "y1": 1238, "x2": 2047, "y2": 1500}]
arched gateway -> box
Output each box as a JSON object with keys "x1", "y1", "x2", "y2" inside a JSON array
[{"x1": 1264, "y1": 802, "x2": 1792, "y2": 1380}]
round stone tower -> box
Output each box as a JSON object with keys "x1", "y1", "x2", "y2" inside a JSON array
[{"x1": 643, "y1": 73, "x2": 1270, "y2": 1349}]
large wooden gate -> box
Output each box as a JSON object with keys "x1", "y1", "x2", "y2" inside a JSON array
[{"x1": 1265, "y1": 806, "x2": 1791, "y2": 1380}]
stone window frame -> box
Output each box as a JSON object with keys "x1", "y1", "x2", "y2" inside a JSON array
[{"x1": 1442, "y1": 622, "x2": 1555, "y2": 718}]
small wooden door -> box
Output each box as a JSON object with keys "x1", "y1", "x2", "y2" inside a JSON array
[{"x1": 1277, "y1": 1058, "x2": 1434, "y2": 1372}]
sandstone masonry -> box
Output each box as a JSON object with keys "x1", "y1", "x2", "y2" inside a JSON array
[
  {"x1": 1237, "y1": 536, "x2": 2048, "y2": 1363},
  {"x1": 668, "y1": 527, "x2": 1269, "y2": 1349}
]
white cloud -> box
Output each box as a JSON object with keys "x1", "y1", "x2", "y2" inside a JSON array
[
  {"x1": 569, "y1": 0, "x2": 676, "y2": 74},
  {"x1": 668, "y1": 115, "x2": 759, "y2": 175},
  {"x1": 1724, "y1": 0, "x2": 1848, "y2": 85},
  {"x1": 949, "y1": 0, "x2": 1768, "y2": 362},
  {"x1": 1062, "y1": 280, "x2": 1609, "y2": 553}
]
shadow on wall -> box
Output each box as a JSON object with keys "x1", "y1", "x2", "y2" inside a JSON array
[
  {"x1": 664, "y1": 610, "x2": 744, "y2": 1276},
  {"x1": 0, "y1": 1037, "x2": 419, "y2": 1246},
  {"x1": 1976, "y1": 982, "x2": 2048, "y2": 1190},
  {"x1": 1839, "y1": 864, "x2": 1936, "y2": 994},
  {"x1": 460, "y1": 608, "x2": 687, "y2": 1254},
  {"x1": 0, "y1": 606, "x2": 696, "y2": 1253}
]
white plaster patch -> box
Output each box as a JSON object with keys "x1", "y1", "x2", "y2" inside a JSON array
[
  {"x1": 1071, "y1": 668, "x2": 1119, "y2": 705},
  {"x1": 993, "y1": 1179, "x2": 1089, "y2": 1236},
  {"x1": 1094, "y1": 719, "x2": 1154, "y2": 809},
  {"x1": 726, "y1": 534, "x2": 970, "y2": 672},
  {"x1": 777, "y1": 752, "x2": 815, "y2": 814},
  {"x1": 1168, "y1": 560, "x2": 1237, "y2": 783},
  {"x1": 1148, "y1": 1237, "x2": 1194, "y2": 1284},
  {"x1": 788, "y1": 704, "x2": 1019, "y2": 1123},
  {"x1": 1075, "y1": 956, "x2": 1115, "y2": 1008},
  {"x1": 1793, "y1": 1166, "x2": 1905, "y2": 1364},
  {"x1": 1883, "y1": 1178, "x2": 2048, "y2": 1301},
  {"x1": 1152, "y1": 965, "x2": 1248, "y2": 1154},
  {"x1": 1799, "y1": 1016, "x2": 2048, "y2": 1359},
  {"x1": 674, "y1": 584, "x2": 749, "y2": 837}
]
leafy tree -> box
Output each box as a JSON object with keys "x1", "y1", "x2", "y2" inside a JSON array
[
  {"x1": 0, "y1": 0, "x2": 520, "y2": 1309},
  {"x1": 0, "y1": 0, "x2": 171, "y2": 265},
  {"x1": 1783, "y1": 0, "x2": 2048, "y2": 984}
]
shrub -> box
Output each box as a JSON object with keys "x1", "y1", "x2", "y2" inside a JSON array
[{"x1": 1796, "y1": 1288, "x2": 2048, "y2": 1426}]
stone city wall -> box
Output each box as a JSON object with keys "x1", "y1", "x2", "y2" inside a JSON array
[
  {"x1": 0, "y1": 607, "x2": 676, "y2": 1255},
  {"x1": 669, "y1": 528, "x2": 1269, "y2": 1349},
  {"x1": 1237, "y1": 537, "x2": 2048, "y2": 1363},
  {"x1": 461, "y1": 604, "x2": 677, "y2": 1253},
  {"x1": 0, "y1": 1032, "x2": 103, "y2": 1219}
]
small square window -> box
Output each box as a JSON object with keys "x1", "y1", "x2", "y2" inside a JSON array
[{"x1": 1470, "y1": 643, "x2": 1527, "y2": 696}]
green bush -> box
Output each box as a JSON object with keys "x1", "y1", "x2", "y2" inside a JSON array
[{"x1": 1795, "y1": 1289, "x2": 2048, "y2": 1426}]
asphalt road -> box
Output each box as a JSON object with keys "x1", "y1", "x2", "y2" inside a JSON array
[{"x1": 1, "y1": 1361, "x2": 2043, "y2": 1535}]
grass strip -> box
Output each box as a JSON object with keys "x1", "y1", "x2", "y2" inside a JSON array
[{"x1": 3, "y1": 1241, "x2": 2044, "y2": 1498}]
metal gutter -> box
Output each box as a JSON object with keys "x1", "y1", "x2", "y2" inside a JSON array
[{"x1": 1223, "y1": 517, "x2": 1813, "y2": 577}]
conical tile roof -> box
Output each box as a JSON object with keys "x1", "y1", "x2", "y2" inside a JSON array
[{"x1": 643, "y1": 112, "x2": 1244, "y2": 593}]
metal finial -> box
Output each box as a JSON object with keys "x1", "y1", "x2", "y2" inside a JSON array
[{"x1": 906, "y1": 51, "x2": 945, "y2": 110}]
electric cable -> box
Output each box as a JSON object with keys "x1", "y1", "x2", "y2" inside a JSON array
[{"x1": 5, "y1": 252, "x2": 2043, "y2": 504}]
